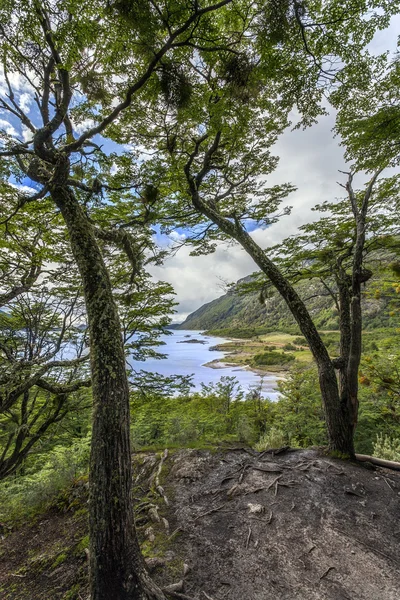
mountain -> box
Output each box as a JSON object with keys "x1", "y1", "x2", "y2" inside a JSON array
[{"x1": 177, "y1": 274, "x2": 395, "y2": 334}]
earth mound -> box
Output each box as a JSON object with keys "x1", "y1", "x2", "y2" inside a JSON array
[{"x1": 1, "y1": 447, "x2": 400, "y2": 599}]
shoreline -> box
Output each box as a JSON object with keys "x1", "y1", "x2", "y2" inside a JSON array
[{"x1": 203, "y1": 357, "x2": 286, "y2": 378}]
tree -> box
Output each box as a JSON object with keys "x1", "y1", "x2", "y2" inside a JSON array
[
  {"x1": 0, "y1": 290, "x2": 91, "y2": 478},
  {"x1": 0, "y1": 1, "x2": 262, "y2": 597},
  {"x1": 181, "y1": 146, "x2": 391, "y2": 457},
  {"x1": 0, "y1": 195, "x2": 92, "y2": 478},
  {"x1": 267, "y1": 173, "x2": 400, "y2": 446},
  {"x1": 135, "y1": 1, "x2": 400, "y2": 456}
]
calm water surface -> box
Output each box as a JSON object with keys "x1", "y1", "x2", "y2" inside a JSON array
[{"x1": 129, "y1": 330, "x2": 281, "y2": 400}]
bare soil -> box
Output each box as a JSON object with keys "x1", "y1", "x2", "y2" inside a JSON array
[{"x1": 1, "y1": 447, "x2": 400, "y2": 600}]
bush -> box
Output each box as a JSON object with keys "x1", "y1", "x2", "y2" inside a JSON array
[
  {"x1": 292, "y1": 337, "x2": 307, "y2": 346},
  {"x1": 254, "y1": 427, "x2": 289, "y2": 451},
  {"x1": 0, "y1": 437, "x2": 90, "y2": 523},
  {"x1": 283, "y1": 343, "x2": 296, "y2": 351},
  {"x1": 373, "y1": 434, "x2": 400, "y2": 462},
  {"x1": 252, "y1": 351, "x2": 295, "y2": 366}
]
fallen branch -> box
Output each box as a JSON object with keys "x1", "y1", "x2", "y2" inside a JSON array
[
  {"x1": 163, "y1": 591, "x2": 196, "y2": 600},
  {"x1": 224, "y1": 446, "x2": 256, "y2": 456},
  {"x1": 355, "y1": 454, "x2": 400, "y2": 472}
]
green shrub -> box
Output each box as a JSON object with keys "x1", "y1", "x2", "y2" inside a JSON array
[
  {"x1": 373, "y1": 434, "x2": 400, "y2": 461},
  {"x1": 283, "y1": 343, "x2": 296, "y2": 351},
  {"x1": 292, "y1": 337, "x2": 307, "y2": 346},
  {"x1": 254, "y1": 427, "x2": 289, "y2": 451},
  {"x1": 252, "y1": 351, "x2": 295, "y2": 366},
  {"x1": 0, "y1": 436, "x2": 90, "y2": 523}
]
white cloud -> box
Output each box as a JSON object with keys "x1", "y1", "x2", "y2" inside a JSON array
[
  {"x1": 21, "y1": 124, "x2": 33, "y2": 143},
  {"x1": 149, "y1": 105, "x2": 395, "y2": 321},
  {"x1": 10, "y1": 183, "x2": 37, "y2": 195},
  {"x1": 169, "y1": 231, "x2": 187, "y2": 242},
  {"x1": 19, "y1": 93, "x2": 32, "y2": 114},
  {"x1": 0, "y1": 118, "x2": 18, "y2": 138},
  {"x1": 72, "y1": 118, "x2": 97, "y2": 135}
]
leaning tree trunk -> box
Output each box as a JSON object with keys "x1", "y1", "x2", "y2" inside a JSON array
[
  {"x1": 50, "y1": 160, "x2": 164, "y2": 600},
  {"x1": 237, "y1": 230, "x2": 356, "y2": 457},
  {"x1": 189, "y1": 190, "x2": 355, "y2": 456}
]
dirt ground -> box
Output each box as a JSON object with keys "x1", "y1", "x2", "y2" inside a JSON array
[{"x1": 1, "y1": 447, "x2": 400, "y2": 600}]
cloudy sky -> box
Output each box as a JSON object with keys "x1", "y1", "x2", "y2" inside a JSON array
[{"x1": 149, "y1": 21, "x2": 400, "y2": 323}]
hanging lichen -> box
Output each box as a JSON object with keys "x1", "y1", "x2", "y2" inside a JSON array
[{"x1": 159, "y1": 61, "x2": 192, "y2": 109}]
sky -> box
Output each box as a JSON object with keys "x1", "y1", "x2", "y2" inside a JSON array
[{"x1": 148, "y1": 20, "x2": 400, "y2": 323}]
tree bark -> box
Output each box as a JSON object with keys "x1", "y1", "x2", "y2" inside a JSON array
[{"x1": 49, "y1": 159, "x2": 164, "y2": 600}]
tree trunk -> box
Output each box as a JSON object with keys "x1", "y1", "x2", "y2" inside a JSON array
[
  {"x1": 50, "y1": 160, "x2": 164, "y2": 600},
  {"x1": 236, "y1": 229, "x2": 355, "y2": 456}
]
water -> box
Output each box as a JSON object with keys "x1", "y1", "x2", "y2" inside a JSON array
[{"x1": 128, "y1": 330, "x2": 281, "y2": 400}]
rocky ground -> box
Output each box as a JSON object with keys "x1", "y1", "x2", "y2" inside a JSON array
[{"x1": 1, "y1": 447, "x2": 400, "y2": 599}]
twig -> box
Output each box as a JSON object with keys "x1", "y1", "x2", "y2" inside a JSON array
[
  {"x1": 244, "y1": 485, "x2": 270, "y2": 495},
  {"x1": 202, "y1": 592, "x2": 216, "y2": 600},
  {"x1": 319, "y1": 566, "x2": 336, "y2": 580},
  {"x1": 168, "y1": 527, "x2": 183, "y2": 540},
  {"x1": 382, "y1": 476, "x2": 394, "y2": 491},
  {"x1": 245, "y1": 526, "x2": 252, "y2": 549},
  {"x1": 251, "y1": 465, "x2": 283, "y2": 474},
  {"x1": 194, "y1": 503, "x2": 228, "y2": 521},
  {"x1": 267, "y1": 475, "x2": 282, "y2": 491}
]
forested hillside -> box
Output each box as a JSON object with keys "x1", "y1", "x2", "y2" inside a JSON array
[{"x1": 178, "y1": 272, "x2": 396, "y2": 334}]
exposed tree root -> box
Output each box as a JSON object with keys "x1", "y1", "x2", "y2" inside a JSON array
[{"x1": 194, "y1": 503, "x2": 228, "y2": 521}]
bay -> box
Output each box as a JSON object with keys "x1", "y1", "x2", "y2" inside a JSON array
[{"x1": 128, "y1": 330, "x2": 281, "y2": 401}]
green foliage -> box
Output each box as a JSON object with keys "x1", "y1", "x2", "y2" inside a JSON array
[
  {"x1": 131, "y1": 376, "x2": 274, "y2": 448},
  {"x1": 252, "y1": 351, "x2": 295, "y2": 366},
  {"x1": 373, "y1": 434, "x2": 400, "y2": 462},
  {"x1": 292, "y1": 337, "x2": 307, "y2": 346},
  {"x1": 0, "y1": 437, "x2": 90, "y2": 523},
  {"x1": 273, "y1": 365, "x2": 327, "y2": 447},
  {"x1": 254, "y1": 427, "x2": 292, "y2": 451}
]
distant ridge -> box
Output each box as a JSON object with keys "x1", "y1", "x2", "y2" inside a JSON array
[{"x1": 177, "y1": 274, "x2": 393, "y2": 334}]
